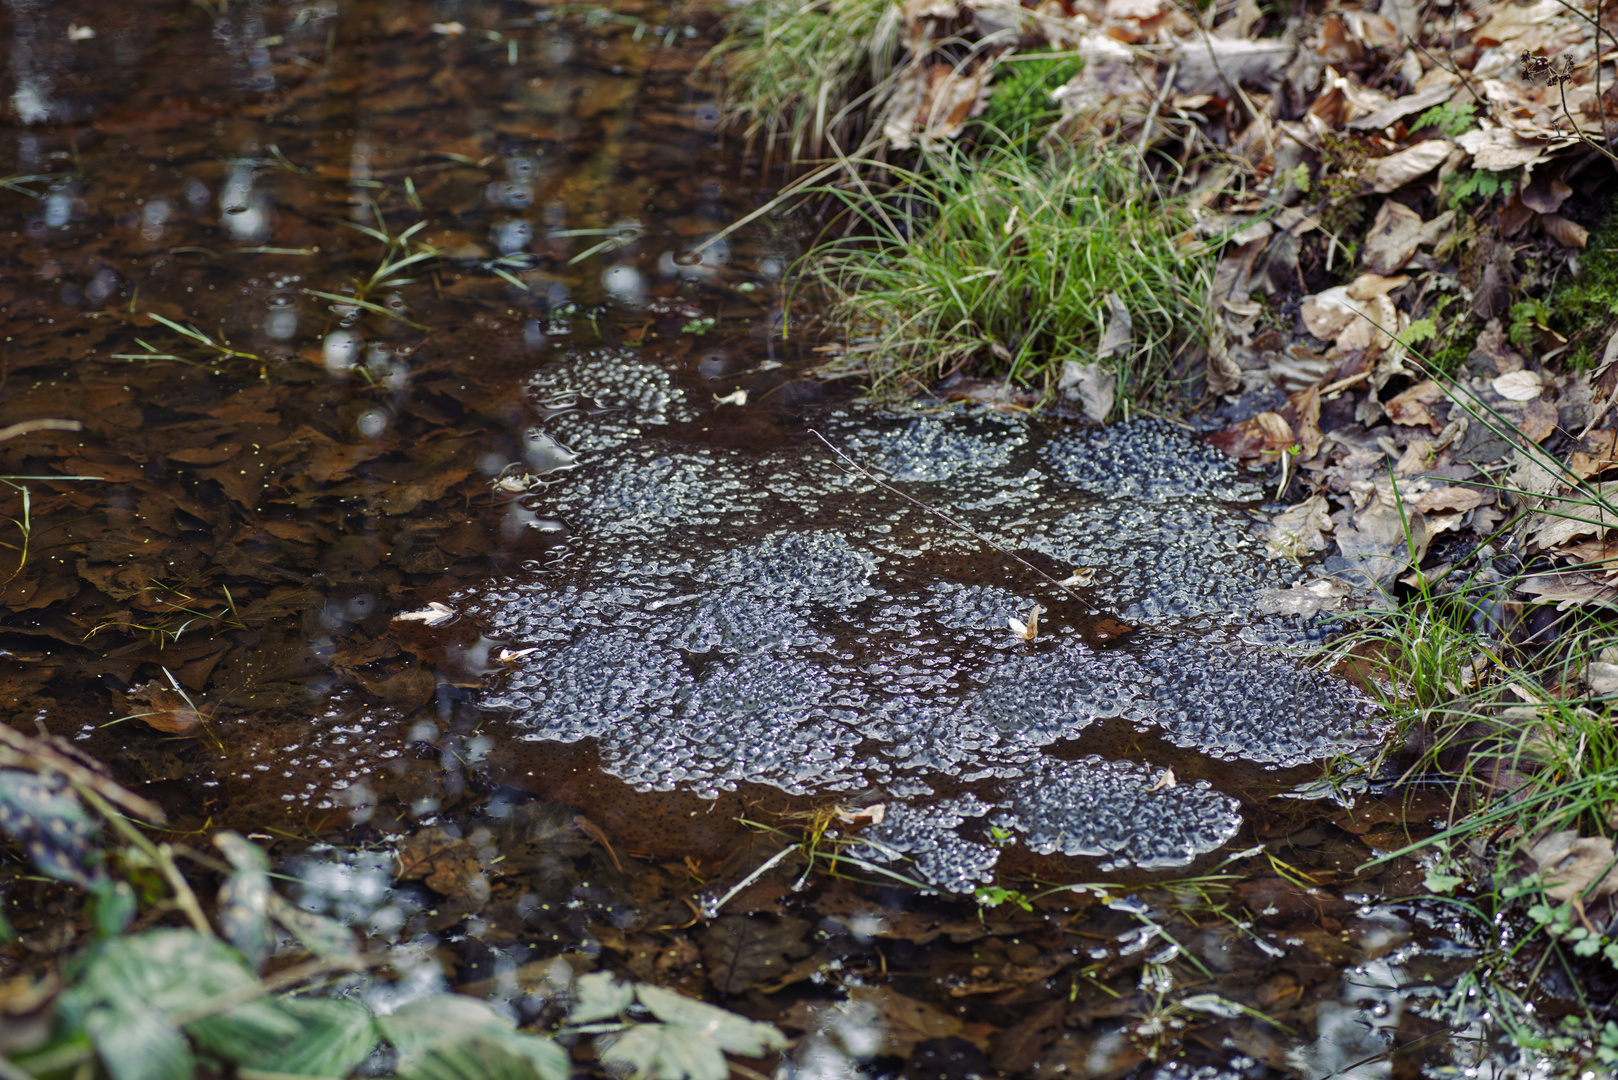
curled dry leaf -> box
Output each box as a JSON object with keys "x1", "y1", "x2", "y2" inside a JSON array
[
  {"x1": 393, "y1": 601, "x2": 456, "y2": 626},
  {"x1": 1008, "y1": 603, "x2": 1045, "y2": 641}
]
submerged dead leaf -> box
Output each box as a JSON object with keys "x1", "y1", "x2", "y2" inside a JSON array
[
  {"x1": 1255, "y1": 577, "x2": 1353, "y2": 616},
  {"x1": 125, "y1": 681, "x2": 206, "y2": 736}
]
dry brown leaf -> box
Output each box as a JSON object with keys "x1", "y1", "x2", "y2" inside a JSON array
[
  {"x1": 1569, "y1": 430, "x2": 1618, "y2": 480},
  {"x1": 1345, "y1": 272, "x2": 1410, "y2": 301},
  {"x1": 1541, "y1": 213, "x2": 1589, "y2": 249},
  {"x1": 1457, "y1": 127, "x2": 1558, "y2": 171},
  {"x1": 1519, "y1": 398, "x2": 1560, "y2": 443},
  {"x1": 1527, "y1": 481, "x2": 1618, "y2": 550},
  {"x1": 1385, "y1": 380, "x2": 1445, "y2": 428},
  {"x1": 1363, "y1": 200, "x2": 1425, "y2": 274},
  {"x1": 1474, "y1": 0, "x2": 1565, "y2": 44},
  {"x1": 1554, "y1": 537, "x2": 1618, "y2": 570},
  {"x1": 1526, "y1": 829, "x2": 1618, "y2": 904},
  {"x1": 883, "y1": 60, "x2": 993, "y2": 151},
  {"x1": 1265, "y1": 494, "x2": 1332, "y2": 559},
  {"x1": 1369, "y1": 139, "x2": 1453, "y2": 192},
  {"x1": 1518, "y1": 570, "x2": 1618, "y2": 607},
  {"x1": 1409, "y1": 486, "x2": 1491, "y2": 514},
  {"x1": 1522, "y1": 166, "x2": 1574, "y2": 214},
  {"x1": 1346, "y1": 83, "x2": 1454, "y2": 131},
  {"x1": 1207, "y1": 411, "x2": 1295, "y2": 459},
  {"x1": 1174, "y1": 37, "x2": 1293, "y2": 95},
  {"x1": 1301, "y1": 285, "x2": 1397, "y2": 349}
]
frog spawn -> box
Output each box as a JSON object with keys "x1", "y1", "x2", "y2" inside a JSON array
[{"x1": 464, "y1": 361, "x2": 1383, "y2": 892}]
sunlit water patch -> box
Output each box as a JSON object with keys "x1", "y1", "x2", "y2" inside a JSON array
[{"x1": 459, "y1": 348, "x2": 1385, "y2": 891}]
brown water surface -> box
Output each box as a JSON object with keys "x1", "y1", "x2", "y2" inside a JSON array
[{"x1": 0, "y1": 1, "x2": 1567, "y2": 1075}]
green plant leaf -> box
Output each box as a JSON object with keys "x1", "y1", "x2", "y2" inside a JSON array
[
  {"x1": 215, "y1": 832, "x2": 273, "y2": 969},
  {"x1": 1422, "y1": 867, "x2": 1465, "y2": 894},
  {"x1": 85, "y1": 1004, "x2": 193, "y2": 1080},
  {"x1": 399, "y1": 1035, "x2": 548, "y2": 1080},
  {"x1": 634, "y1": 985, "x2": 787, "y2": 1057},
  {"x1": 569, "y1": 971, "x2": 636, "y2": 1024},
  {"x1": 57, "y1": 929, "x2": 301, "y2": 1066},
  {"x1": 89, "y1": 880, "x2": 137, "y2": 938},
  {"x1": 600, "y1": 1022, "x2": 731, "y2": 1080},
  {"x1": 380, "y1": 994, "x2": 567, "y2": 1080},
  {"x1": 0, "y1": 768, "x2": 104, "y2": 887},
  {"x1": 246, "y1": 997, "x2": 380, "y2": 1077}
]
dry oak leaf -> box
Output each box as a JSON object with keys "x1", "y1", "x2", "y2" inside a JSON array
[
  {"x1": 1517, "y1": 569, "x2": 1618, "y2": 608},
  {"x1": 1526, "y1": 481, "x2": 1618, "y2": 550}
]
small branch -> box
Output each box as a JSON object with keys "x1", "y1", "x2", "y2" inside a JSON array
[
  {"x1": 0, "y1": 419, "x2": 81, "y2": 443},
  {"x1": 1407, "y1": 36, "x2": 1488, "y2": 109}
]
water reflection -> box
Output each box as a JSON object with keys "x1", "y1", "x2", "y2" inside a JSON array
[{"x1": 0, "y1": 0, "x2": 1558, "y2": 1073}]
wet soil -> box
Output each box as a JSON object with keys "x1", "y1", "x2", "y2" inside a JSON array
[{"x1": 0, "y1": 0, "x2": 1561, "y2": 1075}]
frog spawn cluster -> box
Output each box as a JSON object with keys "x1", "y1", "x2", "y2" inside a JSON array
[{"x1": 464, "y1": 350, "x2": 1383, "y2": 892}]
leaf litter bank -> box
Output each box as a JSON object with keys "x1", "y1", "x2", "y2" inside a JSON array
[{"x1": 0, "y1": 0, "x2": 1606, "y2": 1077}]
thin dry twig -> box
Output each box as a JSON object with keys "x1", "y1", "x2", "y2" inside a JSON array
[{"x1": 807, "y1": 428, "x2": 1098, "y2": 611}]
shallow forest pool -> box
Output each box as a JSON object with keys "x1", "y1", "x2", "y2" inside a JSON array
[{"x1": 0, "y1": 0, "x2": 1549, "y2": 1076}]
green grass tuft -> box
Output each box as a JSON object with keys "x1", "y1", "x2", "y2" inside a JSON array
[
  {"x1": 703, "y1": 0, "x2": 905, "y2": 163},
  {"x1": 803, "y1": 143, "x2": 1216, "y2": 412},
  {"x1": 975, "y1": 50, "x2": 1084, "y2": 153}
]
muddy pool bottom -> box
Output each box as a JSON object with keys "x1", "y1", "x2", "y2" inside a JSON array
[
  {"x1": 282, "y1": 349, "x2": 1507, "y2": 1077},
  {"x1": 257, "y1": 349, "x2": 1525, "y2": 1077},
  {"x1": 452, "y1": 348, "x2": 1384, "y2": 893}
]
